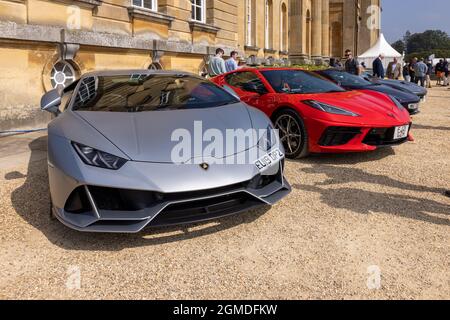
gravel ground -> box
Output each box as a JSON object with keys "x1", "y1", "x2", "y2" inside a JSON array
[{"x1": 0, "y1": 87, "x2": 449, "y2": 300}]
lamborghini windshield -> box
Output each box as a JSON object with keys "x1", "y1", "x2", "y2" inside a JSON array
[
  {"x1": 261, "y1": 69, "x2": 346, "y2": 94},
  {"x1": 72, "y1": 74, "x2": 239, "y2": 112}
]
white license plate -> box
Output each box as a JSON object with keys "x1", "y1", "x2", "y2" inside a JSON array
[
  {"x1": 393, "y1": 125, "x2": 409, "y2": 140},
  {"x1": 254, "y1": 149, "x2": 283, "y2": 171}
]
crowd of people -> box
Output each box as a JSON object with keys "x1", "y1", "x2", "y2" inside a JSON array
[
  {"x1": 207, "y1": 48, "x2": 243, "y2": 77},
  {"x1": 209, "y1": 47, "x2": 450, "y2": 90},
  {"x1": 334, "y1": 49, "x2": 449, "y2": 88}
]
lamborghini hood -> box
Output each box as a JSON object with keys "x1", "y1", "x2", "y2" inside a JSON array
[{"x1": 75, "y1": 102, "x2": 254, "y2": 163}]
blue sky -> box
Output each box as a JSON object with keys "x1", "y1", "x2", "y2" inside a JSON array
[{"x1": 382, "y1": 0, "x2": 450, "y2": 43}]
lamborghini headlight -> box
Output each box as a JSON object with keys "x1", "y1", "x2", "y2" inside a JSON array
[
  {"x1": 72, "y1": 142, "x2": 127, "y2": 170},
  {"x1": 389, "y1": 95, "x2": 406, "y2": 111},
  {"x1": 302, "y1": 100, "x2": 360, "y2": 117}
]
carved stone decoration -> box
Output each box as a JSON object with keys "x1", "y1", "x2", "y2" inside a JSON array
[
  {"x1": 57, "y1": 43, "x2": 80, "y2": 62},
  {"x1": 128, "y1": 6, "x2": 174, "y2": 25}
]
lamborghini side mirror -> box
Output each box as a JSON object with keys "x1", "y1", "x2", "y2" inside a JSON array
[{"x1": 40, "y1": 89, "x2": 61, "y2": 116}]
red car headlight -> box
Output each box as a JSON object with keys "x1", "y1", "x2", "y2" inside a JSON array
[{"x1": 302, "y1": 100, "x2": 360, "y2": 117}]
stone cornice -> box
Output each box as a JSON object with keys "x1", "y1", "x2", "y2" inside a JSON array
[
  {"x1": 51, "y1": 0, "x2": 103, "y2": 9},
  {"x1": 189, "y1": 21, "x2": 220, "y2": 34},
  {"x1": 127, "y1": 6, "x2": 174, "y2": 25},
  {"x1": 244, "y1": 45, "x2": 260, "y2": 52},
  {"x1": 264, "y1": 48, "x2": 277, "y2": 54},
  {"x1": 0, "y1": 21, "x2": 242, "y2": 57}
]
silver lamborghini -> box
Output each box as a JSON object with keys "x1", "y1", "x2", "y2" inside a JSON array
[{"x1": 40, "y1": 70, "x2": 291, "y2": 233}]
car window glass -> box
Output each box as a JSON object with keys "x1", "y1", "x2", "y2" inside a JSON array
[
  {"x1": 261, "y1": 70, "x2": 346, "y2": 94},
  {"x1": 323, "y1": 71, "x2": 372, "y2": 87},
  {"x1": 225, "y1": 72, "x2": 267, "y2": 93},
  {"x1": 72, "y1": 74, "x2": 239, "y2": 112}
]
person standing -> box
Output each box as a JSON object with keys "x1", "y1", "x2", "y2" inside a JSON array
[
  {"x1": 372, "y1": 54, "x2": 385, "y2": 79},
  {"x1": 208, "y1": 48, "x2": 227, "y2": 77},
  {"x1": 403, "y1": 62, "x2": 411, "y2": 82},
  {"x1": 344, "y1": 49, "x2": 361, "y2": 75},
  {"x1": 444, "y1": 59, "x2": 449, "y2": 86},
  {"x1": 414, "y1": 58, "x2": 428, "y2": 87},
  {"x1": 435, "y1": 59, "x2": 444, "y2": 85},
  {"x1": 409, "y1": 58, "x2": 417, "y2": 83},
  {"x1": 225, "y1": 51, "x2": 239, "y2": 73},
  {"x1": 425, "y1": 59, "x2": 433, "y2": 88},
  {"x1": 387, "y1": 57, "x2": 402, "y2": 79}
]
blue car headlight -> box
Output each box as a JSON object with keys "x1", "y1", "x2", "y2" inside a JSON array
[
  {"x1": 302, "y1": 100, "x2": 360, "y2": 117},
  {"x1": 72, "y1": 142, "x2": 127, "y2": 170}
]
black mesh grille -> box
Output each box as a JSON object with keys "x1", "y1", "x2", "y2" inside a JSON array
[
  {"x1": 150, "y1": 193, "x2": 262, "y2": 227},
  {"x1": 362, "y1": 126, "x2": 410, "y2": 146},
  {"x1": 319, "y1": 127, "x2": 362, "y2": 146},
  {"x1": 64, "y1": 186, "x2": 92, "y2": 214}
]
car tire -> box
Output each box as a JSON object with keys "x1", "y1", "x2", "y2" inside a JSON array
[{"x1": 273, "y1": 109, "x2": 309, "y2": 159}]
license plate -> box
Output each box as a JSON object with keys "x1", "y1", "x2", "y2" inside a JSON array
[
  {"x1": 393, "y1": 125, "x2": 409, "y2": 140},
  {"x1": 254, "y1": 149, "x2": 283, "y2": 171}
]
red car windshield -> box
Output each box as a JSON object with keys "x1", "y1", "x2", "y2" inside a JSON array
[{"x1": 261, "y1": 70, "x2": 346, "y2": 94}]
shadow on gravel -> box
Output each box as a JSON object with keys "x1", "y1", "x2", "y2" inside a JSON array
[
  {"x1": 293, "y1": 161, "x2": 450, "y2": 226},
  {"x1": 302, "y1": 164, "x2": 446, "y2": 195},
  {"x1": 296, "y1": 184, "x2": 450, "y2": 226},
  {"x1": 412, "y1": 124, "x2": 450, "y2": 131},
  {"x1": 299, "y1": 147, "x2": 396, "y2": 165},
  {"x1": 9, "y1": 136, "x2": 269, "y2": 251}
]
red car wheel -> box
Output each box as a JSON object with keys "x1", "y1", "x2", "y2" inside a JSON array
[{"x1": 274, "y1": 109, "x2": 309, "y2": 159}]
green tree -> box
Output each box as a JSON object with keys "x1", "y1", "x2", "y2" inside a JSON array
[
  {"x1": 391, "y1": 40, "x2": 405, "y2": 54},
  {"x1": 406, "y1": 30, "x2": 450, "y2": 53}
]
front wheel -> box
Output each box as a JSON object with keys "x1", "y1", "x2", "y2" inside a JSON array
[{"x1": 274, "y1": 109, "x2": 309, "y2": 159}]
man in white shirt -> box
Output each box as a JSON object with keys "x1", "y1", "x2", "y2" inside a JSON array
[
  {"x1": 225, "y1": 51, "x2": 239, "y2": 73},
  {"x1": 208, "y1": 48, "x2": 227, "y2": 77}
]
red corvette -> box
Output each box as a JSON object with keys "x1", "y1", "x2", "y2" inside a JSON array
[{"x1": 212, "y1": 68, "x2": 413, "y2": 159}]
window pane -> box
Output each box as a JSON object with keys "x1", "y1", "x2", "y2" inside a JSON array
[
  {"x1": 196, "y1": 7, "x2": 202, "y2": 21},
  {"x1": 143, "y1": 0, "x2": 152, "y2": 9},
  {"x1": 133, "y1": 0, "x2": 141, "y2": 6}
]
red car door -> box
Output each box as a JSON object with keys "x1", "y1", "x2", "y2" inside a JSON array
[{"x1": 221, "y1": 70, "x2": 278, "y2": 116}]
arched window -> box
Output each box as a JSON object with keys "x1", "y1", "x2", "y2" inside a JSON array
[
  {"x1": 265, "y1": 0, "x2": 274, "y2": 49},
  {"x1": 280, "y1": 3, "x2": 288, "y2": 52},
  {"x1": 191, "y1": 0, "x2": 206, "y2": 23},
  {"x1": 50, "y1": 60, "x2": 77, "y2": 90}
]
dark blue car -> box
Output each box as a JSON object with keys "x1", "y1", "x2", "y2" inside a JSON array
[{"x1": 316, "y1": 69, "x2": 421, "y2": 115}]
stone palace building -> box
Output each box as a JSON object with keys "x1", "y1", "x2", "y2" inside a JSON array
[{"x1": 0, "y1": 0, "x2": 380, "y2": 130}]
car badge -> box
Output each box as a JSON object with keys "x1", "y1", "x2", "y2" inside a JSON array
[{"x1": 200, "y1": 163, "x2": 209, "y2": 171}]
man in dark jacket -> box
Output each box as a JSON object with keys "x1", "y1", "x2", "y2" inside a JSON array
[
  {"x1": 372, "y1": 54, "x2": 385, "y2": 79},
  {"x1": 344, "y1": 49, "x2": 361, "y2": 75}
]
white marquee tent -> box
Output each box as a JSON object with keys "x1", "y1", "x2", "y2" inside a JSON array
[{"x1": 358, "y1": 33, "x2": 403, "y2": 70}]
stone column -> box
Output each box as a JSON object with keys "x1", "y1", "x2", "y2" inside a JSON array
[
  {"x1": 311, "y1": 0, "x2": 322, "y2": 65},
  {"x1": 321, "y1": 0, "x2": 330, "y2": 62},
  {"x1": 288, "y1": 0, "x2": 308, "y2": 64}
]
